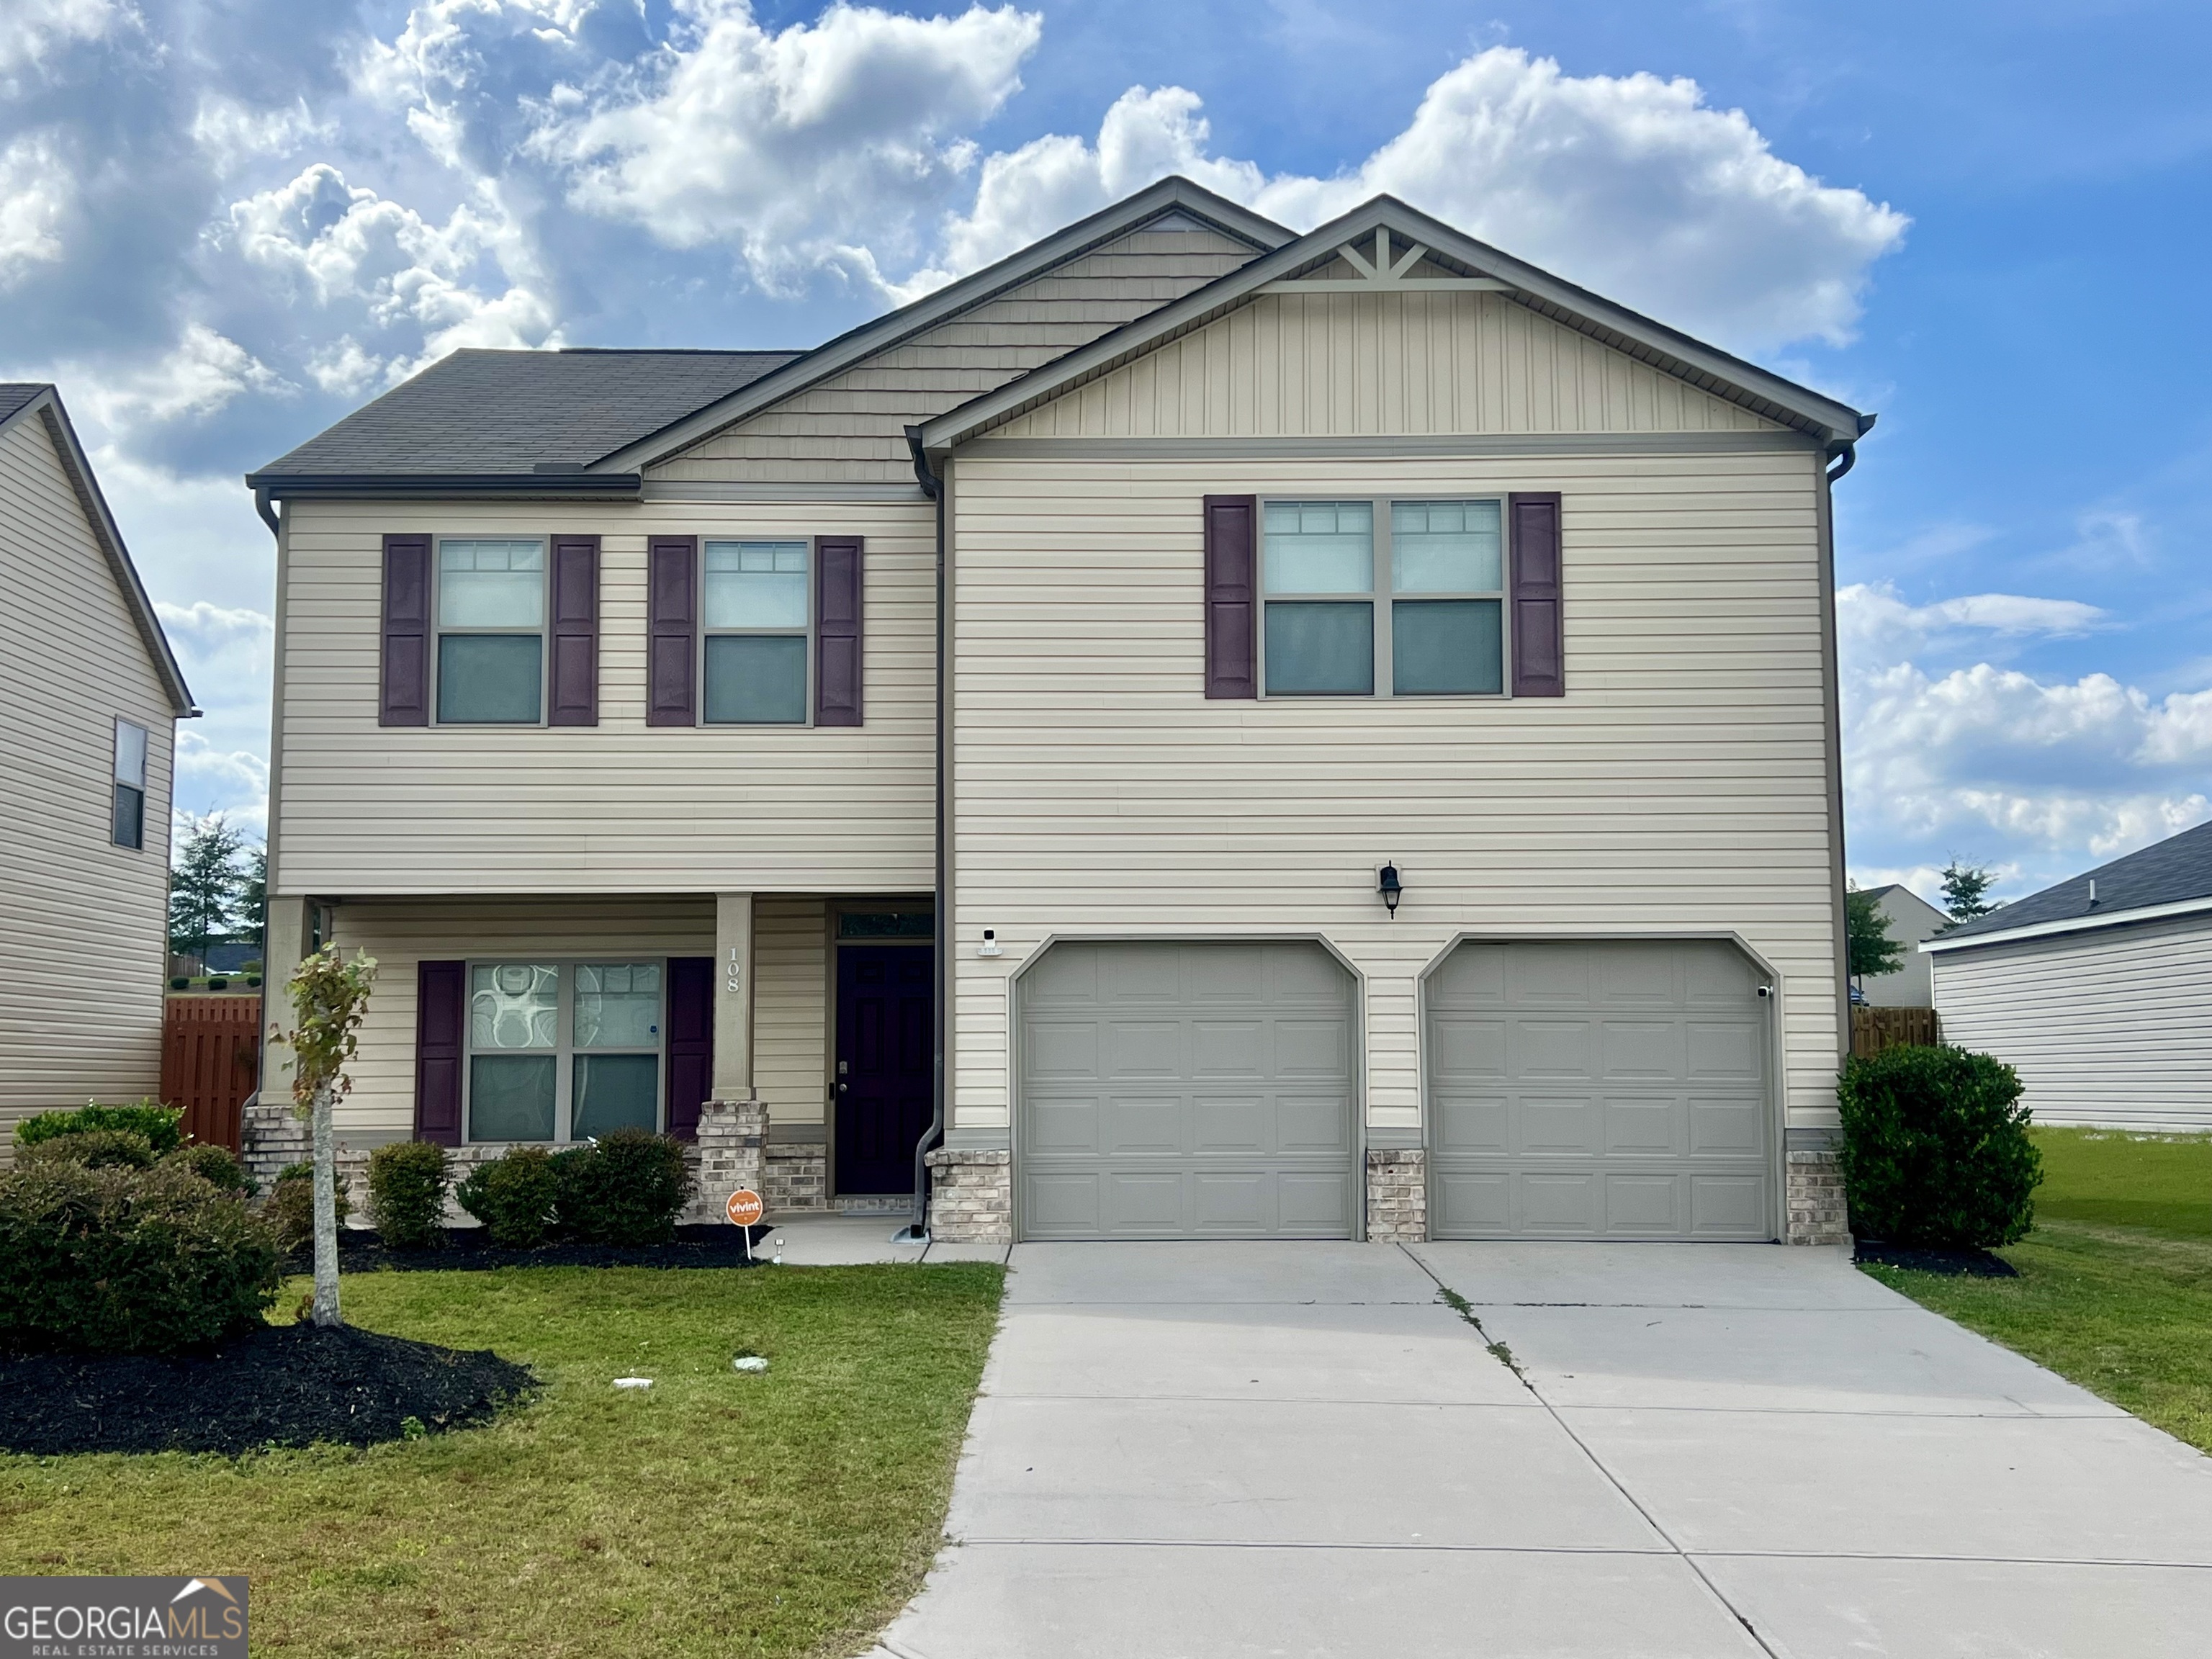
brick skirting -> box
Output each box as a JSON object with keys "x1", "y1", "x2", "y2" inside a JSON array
[
  {"x1": 926, "y1": 1147, "x2": 1012, "y2": 1243},
  {"x1": 1365, "y1": 1148, "x2": 1428, "y2": 1241}
]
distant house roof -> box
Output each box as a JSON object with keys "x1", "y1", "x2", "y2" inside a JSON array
[
  {"x1": 1928, "y1": 818, "x2": 2212, "y2": 953},
  {"x1": 245, "y1": 349, "x2": 801, "y2": 493},
  {"x1": 0, "y1": 385, "x2": 43, "y2": 424}
]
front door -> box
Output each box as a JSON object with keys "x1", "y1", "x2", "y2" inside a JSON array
[{"x1": 835, "y1": 944, "x2": 934, "y2": 1194}]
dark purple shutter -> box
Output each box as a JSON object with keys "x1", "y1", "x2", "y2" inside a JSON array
[
  {"x1": 380, "y1": 534, "x2": 431, "y2": 726},
  {"x1": 665, "y1": 956, "x2": 714, "y2": 1141},
  {"x1": 814, "y1": 535, "x2": 863, "y2": 727},
  {"x1": 415, "y1": 959, "x2": 464, "y2": 1146},
  {"x1": 648, "y1": 536, "x2": 697, "y2": 727},
  {"x1": 1508, "y1": 492, "x2": 1565, "y2": 698},
  {"x1": 549, "y1": 534, "x2": 599, "y2": 726},
  {"x1": 1202, "y1": 495, "x2": 1257, "y2": 698}
]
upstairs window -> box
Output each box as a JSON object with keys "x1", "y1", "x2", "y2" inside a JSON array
[
  {"x1": 112, "y1": 719, "x2": 147, "y2": 849},
  {"x1": 703, "y1": 540, "x2": 809, "y2": 724},
  {"x1": 436, "y1": 539, "x2": 545, "y2": 723},
  {"x1": 1260, "y1": 498, "x2": 1506, "y2": 698}
]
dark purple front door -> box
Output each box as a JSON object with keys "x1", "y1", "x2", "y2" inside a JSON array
[{"x1": 835, "y1": 945, "x2": 934, "y2": 1194}]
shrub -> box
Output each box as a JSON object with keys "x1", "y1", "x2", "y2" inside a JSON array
[
  {"x1": 163, "y1": 1142, "x2": 252, "y2": 1195},
  {"x1": 16, "y1": 1102, "x2": 185, "y2": 1156},
  {"x1": 265, "y1": 1162, "x2": 351, "y2": 1254},
  {"x1": 367, "y1": 1141, "x2": 451, "y2": 1249},
  {"x1": 16, "y1": 1128, "x2": 157, "y2": 1171},
  {"x1": 0, "y1": 1160, "x2": 284, "y2": 1353},
  {"x1": 1836, "y1": 1045, "x2": 2043, "y2": 1249},
  {"x1": 456, "y1": 1146, "x2": 561, "y2": 1248},
  {"x1": 555, "y1": 1130, "x2": 694, "y2": 1246}
]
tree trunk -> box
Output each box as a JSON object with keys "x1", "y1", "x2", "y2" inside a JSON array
[{"x1": 310, "y1": 1081, "x2": 342, "y2": 1328}]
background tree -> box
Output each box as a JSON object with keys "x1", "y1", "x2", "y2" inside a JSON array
[
  {"x1": 238, "y1": 844, "x2": 268, "y2": 952},
  {"x1": 1845, "y1": 883, "x2": 1905, "y2": 982},
  {"x1": 279, "y1": 945, "x2": 377, "y2": 1328},
  {"x1": 168, "y1": 814, "x2": 247, "y2": 961},
  {"x1": 1939, "y1": 859, "x2": 2000, "y2": 926}
]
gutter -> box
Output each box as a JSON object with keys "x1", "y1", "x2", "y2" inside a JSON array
[
  {"x1": 246, "y1": 471, "x2": 643, "y2": 499},
  {"x1": 903, "y1": 423, "x2": 947, "y2": 1243},
  {"x1": 1922, "y1": 891, "x2": 2212, "y2": 953}
]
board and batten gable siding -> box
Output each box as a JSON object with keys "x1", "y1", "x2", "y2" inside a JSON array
[
  {"x1": 650, "y1": 225, "x2": 1264, "y2": 484},
  {"x1": 0, "y1": 413, "x2": 177, "y2": 1136},
  {"x1": 1933, "y1": 914, "x2": 2212, "y2": 1132},
  {"x1": 945, "y1": 444, "x2": 1841, "y2": 1142},
  {"x1": 986, "y1": 288, "x2": 1785, "y2": 441},
  {"x1": 271, "y1": 497, "x2": 935, "y2": 896}
]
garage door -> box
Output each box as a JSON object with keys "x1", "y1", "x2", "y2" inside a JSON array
[
  {"x1": 1427, "y1": 940, "x2": 1773, "y2": 1239},
  {"x1": 1017, "y1": 940, "x2": 1357, "y2": 1240}
]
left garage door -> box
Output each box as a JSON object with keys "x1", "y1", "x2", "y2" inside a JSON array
[{"x1": 1016, "y1": 940, "x2": 1358, "y2": 1240}]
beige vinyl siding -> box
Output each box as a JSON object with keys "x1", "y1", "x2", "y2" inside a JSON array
[
  {"x1": 989, "y1": 289, "x2": 1781, "y2": 440},
  {"x1": 0, "y1": 414, "x2": 175, "y2": 1137},
  {"x1": 947, "y1": 449, "x2": 1840, "y2": 1140},
  {"x1": 1932, "y1": 914, "x2": 2212, "y2": 1132},
  {"x1": 755, "y1": 894, "x2": 827, "y2": 1130},
  {"x1": 322, "y1": 897, "x2": 716, "y2": 1140},
  {"x1": 653, "y1": 227, "x2": 1262, "y2": 483},
  {"x1": 274, "y1": 498, "x2": 934, "y2": 896}
]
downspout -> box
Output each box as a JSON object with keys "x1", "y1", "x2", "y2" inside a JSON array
[
  {"x1": 254, "y1": 486, "x2": 280, "y2": 539},
  {"x1": 1825, "y1": 441, "x2": 1857, "y2": 485},
  {"x1": 904, "y1": 424, "x2": 946, "y2": 1243}
]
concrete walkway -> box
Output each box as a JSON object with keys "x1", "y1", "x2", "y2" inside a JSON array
[{"x1": 871, "y1": 1239, "x2": 2212, "y2": 1658}]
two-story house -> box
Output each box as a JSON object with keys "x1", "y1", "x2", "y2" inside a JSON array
[
  {"x1": 245, "y1": 178, "x2": 1870, "y2": 1246},
  {"x1": 1, "y1": 385, "x2": 197, "y2": 1141}
]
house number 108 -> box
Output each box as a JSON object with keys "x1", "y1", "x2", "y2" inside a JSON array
[{"x1": 726, "y1": 946, "x2": 743, "y2": 995}]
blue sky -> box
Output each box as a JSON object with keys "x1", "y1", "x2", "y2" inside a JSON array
[{"x1": 4, "y1": 0, "x2": 2207, "y2": 903}]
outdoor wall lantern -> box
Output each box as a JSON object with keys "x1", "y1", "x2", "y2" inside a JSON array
[{"x1": 1377, "y1": 863, "x2": 1403, "y2": 918}]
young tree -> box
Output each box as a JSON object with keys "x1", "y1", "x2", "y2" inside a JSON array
[
  {"x1": 168, "y1": 814, "x2": 247, "y2": 961},
  {"x1": 280, "y1": 945, "x2": 378, "y2": 1329},
  {"x1": 1845, "y1": 884, "x2": 1905, "y2": 982},
  {"x1": 1938, "y1": 860, "x2": 1999, "y2": 925}
]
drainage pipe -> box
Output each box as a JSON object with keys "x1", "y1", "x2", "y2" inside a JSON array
[{"x1": 904, "y1": 425, "x2": 947, "y2": 1242}]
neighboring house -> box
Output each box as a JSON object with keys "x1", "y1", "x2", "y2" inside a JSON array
[
  {"x1": 1927, "y1": 819, "x2": 2212, "y2": 1132},
  {"x1": 0, "y1": 385, "x2": 197, "y2": 1141},
  {"x1": 245, "y1": 179, "x2": 1873, "y2": 1244},
  {"x1": 1858, "y1": 884, "x2": 1948, "y2": 1006}
]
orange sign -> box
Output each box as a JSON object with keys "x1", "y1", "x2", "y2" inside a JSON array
[{"x1": 725, "y1": 1189, "x2": 765, "y2": 1228}]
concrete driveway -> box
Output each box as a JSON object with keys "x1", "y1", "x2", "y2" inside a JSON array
[{"x1": 871, "y1": 1239, "x2": 2212, "y2": 1658}]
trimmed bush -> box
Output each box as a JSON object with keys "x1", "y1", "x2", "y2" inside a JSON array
[
  {"x1": 17, "y1": 1128, "x2": 157, "y2": 1171},
  {"x1": 0, "y1": 1160, "x2": 284, "y2": 1353},
  {"x1": 265, "y1": 1162, "x2": 351, "y2": 1254},
  {"x1": 1837, "y1": 1045, "x2": 2042, "y2": 1249},
  {"x1": 16, "y1": 1102, "x2": 185, "y2": 1156},
  {"x1": 367, "y1": 1141, "x2": 451, "y2": 1249},
  {"x1": 554, "y1": 1130, "x2": 694, "y2": 1246},
  {"x1": 456, "y1": 1146, "x2": 560, "y2": 1249},
  {"x1": 162, "y1": 1142, "x2": 253, "y2": 1195}
]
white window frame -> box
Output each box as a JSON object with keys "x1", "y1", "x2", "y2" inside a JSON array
[
  {"x1": 111, "y1": 717, "x2": 148, "y2": 850},
  {"x1": 462, "y1": 958, "x2": 667, "y2": 1144},
  {"x1": 699, "y1": 538, "x2": 817, "y2": 728},
  {"x1": 431, "y1": 536, "x2": 551, "y2": 727},
  {"x1": 1256, "y1": 495, "x2": 1512, "y2": 700}
]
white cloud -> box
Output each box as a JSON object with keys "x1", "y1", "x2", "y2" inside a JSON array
[
  {"x1": 534, "y1": 0, "x2": 1043, "y2": 292},
  {"x1": 189, "y1": 96, "x2": 333, "y2": 174},
  {"x1": 171, "y1": 730, "x2": 269, "y2": 838},
  {"x1": 1838, "y1": 581, "x2": 2109, "y2": 651},
  {"x1": 68, "y1": 323, "x2": 286, "y2": 432},
  {"x1": 0, "y1": 0, "x2": 130, "y2": 80},
  {"x1": 0, "y1": 132, "x2": 71, "y2": 285},
  {"x1": 305, "y1": 336, "x2": 387, "y2": 395},
  {"x1": 156, "y1": 601, "x2": 273, "y2": 687},
  {"x1": 912, "y1": 48, "x2": 1908, "y2": 353}
]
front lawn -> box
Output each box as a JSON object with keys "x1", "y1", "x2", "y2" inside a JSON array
[
  {"x1": 1863, "y1": 1127, "x2": 2212, "y2": 1455},
  {"x1": 0, "y1": 1262, "x2": 1004, "y2": 1658}
]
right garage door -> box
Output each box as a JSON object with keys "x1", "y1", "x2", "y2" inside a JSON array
[{"x1": 1427, "y1": 939, "x2": 1774, "y2": 1240}]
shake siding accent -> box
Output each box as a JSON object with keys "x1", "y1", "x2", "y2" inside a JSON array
[
  {"x1": 273, "y1": 500, "x2": 935, "y2": 896},
  {"x1": 1933, "y1": 914, "x2": 2212, "y2": 1132},
  {"x1": 754, "y1": 896, "x2": 829, "y2": 1132},
  {"x1": 320, "y1": 898, "x2": 717, "y2": 1138},
  {"x1": 947, "y1": 450, "x2": 1840, "y2": 1138},
  {"x1": 988, "y1": 290, "x2": 1784, "y2": 440},
  {"x1": 0, "y1": 415, "x2": 175, "y2": 1139},
  {"x1": 651, "y1": 228, "x2": 1262, "y2": 483}
]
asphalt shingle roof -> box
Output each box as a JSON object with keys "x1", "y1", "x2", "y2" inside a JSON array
[
  {"x1": 1941, "y1": 817, "x2": 2212, "y2": 943},
  {"x1": 248, "y1": 349, "x2": 802, "y2": 481},
  {"x1": 0, "y1": 384, "x2": 50, "y2": 424}
]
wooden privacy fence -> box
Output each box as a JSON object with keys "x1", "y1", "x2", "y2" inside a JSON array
[
  {"x1": 1851, "y1": 1005, "x2": 1941, "y2": 1058},
  {"x1": 161, "y1": 994, "x2": 263, "y2": 1152}
]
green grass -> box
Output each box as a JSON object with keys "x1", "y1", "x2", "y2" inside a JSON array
[
  {"x1": 0, "y1": 1263, "x2": 1004, "y2": 1658},
  {"x1": 1865, "y1": 1127, "x2": 2212, "y2": 1454}
]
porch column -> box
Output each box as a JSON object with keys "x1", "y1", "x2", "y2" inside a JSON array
[{"x1": 712, "y1": 892, "x2": 755, "y2": 1101}]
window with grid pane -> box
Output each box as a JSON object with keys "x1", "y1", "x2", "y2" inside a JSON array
[
  {"x1": 464, "y1": 961, "x2": 665, "y2": 1143},
  {"x1": 1262, "y1": 501, "x2": 1375, "y2": 695},
  {"x1": 437, "y1": 539, "x2": 546, "y2": 723},
  {"x1": 1390, "y1": 500, "x2": 1504, "y2": 696},
  {"x1": 703, "y1": 541, "x2": 809, "y2": 724}
]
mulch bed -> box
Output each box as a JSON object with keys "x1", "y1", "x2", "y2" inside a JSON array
[
  {"x1": 0, "y1": 1323, "x2": 538, "y2": 1457},
  {"x1": 292, "y1": 1221, "x2": 775, "y2": 1274},
  {"x1": 1855, "y1": 1238, "x2": 2019, "y2": 1277}
]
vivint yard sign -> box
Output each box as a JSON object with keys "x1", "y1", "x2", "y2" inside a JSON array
[{"x1": 4, "y1": 1575, "x2": 246, "y2": 1657}]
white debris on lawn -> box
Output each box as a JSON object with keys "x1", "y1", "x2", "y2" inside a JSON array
[
  {"x1": 733, "y1": 1356, "x2": 768, "y2": 1373},
  {"x1": 613, "y1": 1377, "x2": 654, "y2": 1390}
]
